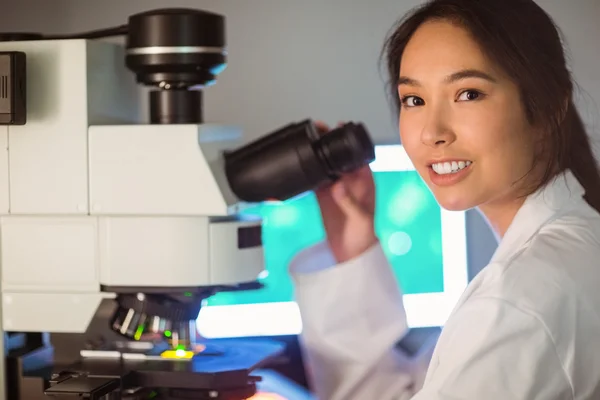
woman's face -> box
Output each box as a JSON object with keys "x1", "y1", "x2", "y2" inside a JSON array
[{"x1": 398, "y1": 20, "x2": 538, "y2": 212}]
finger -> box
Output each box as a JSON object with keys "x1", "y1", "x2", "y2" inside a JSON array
[
  {"x1": 341, "y1": 165, "x2": 376, "y2": 208},
  {"x1": 342, "y1": 164, "x2": 372, "y2": 180},
  {"x1": 313, "y1": 120, "x2": 330, "y2": 134},
  {"x1": 331, "y1": 181, "x2": 370, "y2": 220},
  {"x1": 340, "y1": 165, "x2": 373, "y2": 191}
]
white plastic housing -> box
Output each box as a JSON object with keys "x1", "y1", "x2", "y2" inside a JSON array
[
  {"x1": 88, "y1": 124, "x2": 243, "y2": 216},
  {"x1": 0, "y1": 39, "x2": 265, "y2": 334},
  {"x1": 0, "y1": 39, "x2": 140, "y2": 215}
]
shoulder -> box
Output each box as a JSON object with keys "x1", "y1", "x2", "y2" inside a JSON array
[
  {"x1": 453, "y1": 208, "x2": 600, "y2": 396},
  {"x1": 478, "y1": 208, "x2": 600, "y2": 318},
  {"x1": 426, "y1": 295, "x2": 575, "y2": 399}
]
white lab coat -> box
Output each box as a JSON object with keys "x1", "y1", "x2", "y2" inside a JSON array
[{"x1": 290, "y1": 170, "x2": 600, "y2": 400}]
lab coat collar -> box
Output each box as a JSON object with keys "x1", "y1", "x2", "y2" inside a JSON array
[{"x1": 489, "y1": 170, "x2": 585, "y2": 264}]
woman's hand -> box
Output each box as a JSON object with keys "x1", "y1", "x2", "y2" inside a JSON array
[{"x1": 314, "y1": 121, "x2": 378, "y2": 263}]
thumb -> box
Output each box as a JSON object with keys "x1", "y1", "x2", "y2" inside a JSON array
[{"x1": 331, "y1": 181, "x2": 369, "y2": 220}]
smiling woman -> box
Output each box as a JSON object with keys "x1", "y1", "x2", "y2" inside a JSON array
[
  {"x1": 289, "y1": 0, "x2": 600, "y2": 399},
  {"x1": 384, "y1": 1, "x2": 600, "y2": 236},
  {"x1": 394, "y1": 19, "x2": 541, "y2": 234}
]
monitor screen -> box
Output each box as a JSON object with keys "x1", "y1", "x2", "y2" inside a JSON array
[{"x1": 197, "y1": 145, "x2": 469, "y2": 338}]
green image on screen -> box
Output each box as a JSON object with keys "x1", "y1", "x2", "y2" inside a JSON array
[{"x1": 205, "y1": 169, "x2": 444, "y2": 307}]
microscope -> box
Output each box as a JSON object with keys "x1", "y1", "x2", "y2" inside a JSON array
[{"x1": 0, "y1": 8, "x2": 375, "y2": 400}]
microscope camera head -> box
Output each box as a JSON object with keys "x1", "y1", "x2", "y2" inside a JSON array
[{"x1": 125, "y1": 8, "x2": 226, "y2": 125}]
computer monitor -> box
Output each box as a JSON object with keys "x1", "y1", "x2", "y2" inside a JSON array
[{"x1": 197, "y1": 145, "x2": 469, "y2": 338}]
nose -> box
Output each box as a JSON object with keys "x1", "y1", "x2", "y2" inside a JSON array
[{"x1": 420, "y1": 108, "x2": 456, "y2": 148}]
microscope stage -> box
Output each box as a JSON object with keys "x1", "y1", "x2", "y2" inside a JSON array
[{"x1": 46, "y1": 339, "x2": 287, "y2": 399}]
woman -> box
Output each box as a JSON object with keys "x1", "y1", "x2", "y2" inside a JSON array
[{"x1": 289, "y1": 0, "x2": 600, "y2": 399}]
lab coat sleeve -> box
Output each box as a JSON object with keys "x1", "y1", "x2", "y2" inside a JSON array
[
  {"x1": 290, "y1": 241, "x2": 430, "y2": 400},
  {"x1": 412, "y1": 296, "x2": 574, "y2": 400}
]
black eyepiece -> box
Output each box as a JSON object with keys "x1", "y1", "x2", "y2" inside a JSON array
[
  {"x1": 224, "y1": 120, "x2": 375, "y2": 202},
  {"x1": 317, "y1": 122, "x2": 375, "y2": 174}
]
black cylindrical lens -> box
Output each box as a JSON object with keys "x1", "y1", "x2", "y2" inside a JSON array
[
  {"x1": 224, "y1": 120, "x2": 331, "y2": 202},
  {"x1": 149, "y1": 89, "x2": 202, "y2": 124},
  {"x1": 317, "y1": 122, "x2": 375, "y2": 174},
  {"x1": 224, "y1": 119, "x2": 375, "y2": 202}
]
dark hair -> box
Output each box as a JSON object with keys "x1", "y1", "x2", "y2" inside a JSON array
[{"x1": 382, "y1": 0, "x2": 600, "y2": 211}]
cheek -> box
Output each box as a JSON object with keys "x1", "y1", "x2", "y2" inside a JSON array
[
  {"x1": 454, "y1": 100, "x2": 526, "y2": 155},
  {"x1": 399, "y1": 113, "x2": 422, "y2": 149},
  {"x1": 398, "y1": 116, "x2": 432, "y2": 184},
  {"x1": 399, "y1": 115, "x2": 422, "y2": 163},
  {"x1": 398, "y1": 115, "x2": 428, "y2": 169},
  {"x1": 459, "y1": 107, "x2": 531, "y2": 164}
]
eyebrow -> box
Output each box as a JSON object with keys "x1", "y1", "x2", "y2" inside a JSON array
[{"x1": 398, "y1": 69, "x2": 498, "y2": 87}]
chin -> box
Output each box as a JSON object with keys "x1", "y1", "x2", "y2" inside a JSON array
[
  {"x1": 433, "y1": 193, "x2": 478, "y2": 212},
  {"x1": 419, "y1": 170, "x2": 480, "y2": 212}
]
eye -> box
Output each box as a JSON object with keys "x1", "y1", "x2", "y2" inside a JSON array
[
  {"x1": 401, "y1": 95, "x2": 425, "y2": 108},
  {"x1": 457, "y1": 90, "x2": 483, "y2": 101}
]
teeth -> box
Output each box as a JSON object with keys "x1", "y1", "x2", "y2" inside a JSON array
[{"x1": 432, "y1": 160, "x2": 471, "y2": 175}]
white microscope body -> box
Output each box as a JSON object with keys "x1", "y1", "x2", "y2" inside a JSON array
[
  {"x1": 0, "y1": 38, "x2": 264, "y2": 342},
  {"x1": 0, "y1": 7, "x2": 378, "y2": 398},
  {"x1": 0, "y1": 11, "x2": 375, "y2": 398}
]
